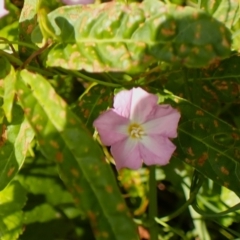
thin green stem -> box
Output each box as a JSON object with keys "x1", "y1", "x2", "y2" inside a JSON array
[
  {"x1": 72, "y1": 70, "x2": 121, "y2": 87},
  {"x1": 148, "y1": 165, "x2": 158, "y2": 240},
  {"x1": 157, "y1": 172, "x2": 204, "y2": 222},
  {"x1": 0, "y1": 38, "x2": 39, "y2": 50},
  {"x1": 183, "y1": 67, "x2": 192, "y2": 102}
]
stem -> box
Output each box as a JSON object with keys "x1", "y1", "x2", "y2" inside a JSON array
[
  {"x1": 148, "y1": 165, "x2": 158, "y2": 240},
  {"x1": 72, "y1": 70, "x2": 121, "y2": 87},
  {"x1": 183, "y1": 67, "x2": 192, "y2": 102}
]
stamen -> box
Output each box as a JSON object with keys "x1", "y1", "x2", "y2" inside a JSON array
[{"x1": 128, "y1": 123, "x2": 145, "y2": 139}]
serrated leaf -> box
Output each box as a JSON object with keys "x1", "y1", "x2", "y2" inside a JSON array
[
  {"x1": 74, "y1": 84, "x2": 113, "y2": 133},
  {"x1": 165, "y1": 96, "x2": 240, "y2": 196},
  {"x1": 0, "y1": 105, "x2": 35, "y2": 190},
  {"x1": 16, "y1": 70, "x2": 139, "y2": 240},
  {"x1": 35, "y1": 0, "x2": 231, "y2": 73},
  {"x1": 0, "y1": 180, "x2": 27, "y2": 240}
]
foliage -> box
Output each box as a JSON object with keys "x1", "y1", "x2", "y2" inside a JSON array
[{"x1": 0, "y1": 0, "x2": 240, "y2": 239}]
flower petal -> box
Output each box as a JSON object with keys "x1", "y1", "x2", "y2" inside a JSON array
[
  {"x1": 93, "y1": 109, "x2": 129, "y2": 146},
  {"x1": 140, "y1": 135, "x2": 176, "y2": 166},
  {"x1": 0, "y1": 1, "x2": 8, "y2": 18},
  {"x1": 114, "y1": 88, "x2": 158, "y2": 123},
  {"x1": 111, "y1": 138, "x2": 142, "y2": 170},
  {"x1": 143, "y1": 105, "x2": 180, "y2": 138}
]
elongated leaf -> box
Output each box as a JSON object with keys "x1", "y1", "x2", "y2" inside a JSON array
[
  {"x1": 165, "y1": 96, "x2": 240, "y2": 196},
  {"x1": 34, "y1": 0, "x2": 231, "y2": 73},
  {"x1": 0, "y1": 180, "x2": 27, "y2": 240},
  {"x1": 16, "y1": 70, "x2": 139, "y2": 240},
  {"x1": 3, "y1": 63, "x2": 16, "y2": 122},
  {"x1": 0, "y1": 105, "x2": 35, "y2": 190}
]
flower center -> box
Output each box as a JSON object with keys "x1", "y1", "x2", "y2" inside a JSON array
[{"x1": 128, "y1": 123, "x2": 145, "y2": 139}]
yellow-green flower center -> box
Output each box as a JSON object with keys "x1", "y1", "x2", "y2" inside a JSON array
[{"x1": 128, "y1": 123, "x2": 145, "y2": 139}]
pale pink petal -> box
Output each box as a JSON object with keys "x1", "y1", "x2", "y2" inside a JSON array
[
  {"x1": 0, "y1": 1, "x2": 8, "y2": 18},
  {"x1": 93, "y1": 109, "x2": 129, "y2": 146},
  {"x1": 111, "y1": 138, "x2": 142, "y2": 170},
  {"x1": 114, "y1": 88, "x2": 158, "y2": 123},
  {"x1": 143, "y1": 105, "x2": 180, "y2": 138},
  {"x1": 139, "y1": 135, "x2": 176, "y2": 166}
]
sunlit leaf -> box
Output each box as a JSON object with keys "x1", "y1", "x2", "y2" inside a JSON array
[
  {"x1": 188, "y1": 0, "x2": 240, "y2": 28},
  {"x1": 3, "y1": 63, "x2": 16, "y2": 122},
  {"x1": 34, "y1": 0, "x2": 231, "y2": 73},
  {"x1": 16, "y1": 70, "x2": 139, "y2": 240}
]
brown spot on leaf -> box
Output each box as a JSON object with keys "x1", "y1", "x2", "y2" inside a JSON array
[
  {"x1": 213, "y1": 120, "x2": 219, "y2": 127},
  {"x1": 187, "y1": 147, "x2": 194, "y2": 156},
  {"x1": 196, "y1": 110, "x2": 204, "y2": 116},
  {"x1": 198, "y1": 152, "x2": 208, "y2": 166},
  {"x1": 24, "y1": 108, "x2": 31, "y2": 115},
  {"x1": 35, "y1": 125, "x2": 43, "y2": 132},
  {"x1": 224, "y1": 182, "x2": 229, "y2": 188},
  {"x1": 138, "y1": 226, "x2": 150, "y2": 240},
  {"x1": 232, "y1": 132, "x2": 240, "y2": 140},
  {"x1": 101, "y1": 232, "x2": 109, "y2": 238},
  {"x1": 74, "y1": 183, "x2": 82, "y2": 193},
  {"x1": 71, "y1": 168, "x2": 79, "y2": 178},
  {"x1": 69, "y1": 118, "x2": 76, "y2": 125},
  {"x1": 105, "y1": 185, "x2": 113, "y2": 193},
  {"x1": 221, "y1": 166, "x2": 229, "y2": 175},
  {"x1": 56, "y1": 152, "x2": 63, "y2": 163},
  {"x1": 7, "y1": 167, "x2": 15, "y2": 177},
  {"x1": 0, "y1": 125, "x2": 7, "y2": 147},
  {"x1": 117, "y1": 203, "x2": 126, "y2": 212},
  {"x1": 50, "y1": 140, "x2": 59, "y2": 149},
  {"x1": 161, "y1": 28, "x2": 175, "y2": 37},
  {"x1": 234, "y1": 149, "x2": 240, "y2": 159}
]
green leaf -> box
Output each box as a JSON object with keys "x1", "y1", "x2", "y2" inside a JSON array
[
  {"x1": 3, "y1": 63, "x2": 16, "y2": 122},
  {"x1": 18, "y1": 0, "x2": 40, "y2": 60},
  {"x1": 16, "y1": 70, "x2": 139, "y2": 240},
  {"x1": 73, "y1": 84, "x2": 113, "y2": 133},
  {"x1": 189, "y1": 0, "x2": 240, "y2": 28},
  {"x1": 35, "y1": 0, "x2": 231, "y2": 73},
  {"x1": 0, "y1": 180, "x2": 27, "y2": 240},
  {"x1": 165, "y1": 96, "x2": 240, "y2": 197},
  {"x1": 0, "y1": 105, "x2": 35, "y2": 191},
  {"x1": 19, "y1": 156, "x2": 76, "y2": 207}
]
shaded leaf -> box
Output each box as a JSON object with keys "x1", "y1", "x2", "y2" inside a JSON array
[
  {"x1": 0, "y1": 105, "x2": 35, "y2": 191},
  {"x1": 165, "y1": 96, "x2": 240, "y2": 196},
  {"x1": 0, "y1": 180, "x2": 27, "y2": 240},
  {"x1": 16, "y1": 70, "x2": 139, "y2": 240},
  {"x1": 35, "y1": 0, "x2": 231, "y2": 73}
]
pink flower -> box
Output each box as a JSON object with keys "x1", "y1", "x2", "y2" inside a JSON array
[
  {"x1": 93, "y1": 87, "x2": 181, "y2": 170},
  {"x1": 0, "y1": 1, "x2": 8, "y2": 18}
]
